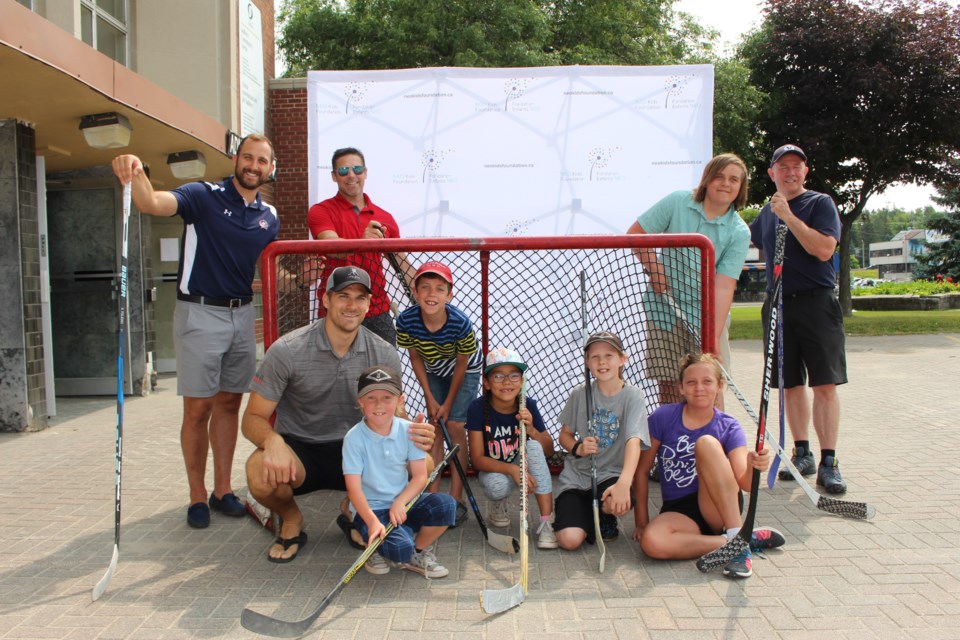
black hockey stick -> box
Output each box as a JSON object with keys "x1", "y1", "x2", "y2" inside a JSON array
[
  {"x1": 662, "y1": 293, "x2": 875, "y2": 520},
  {"x1": 386, "y1": 252, "x2": 519, "y2": 554},
  {"x1": 438, "y1": 417, "x2": 519, "y2": 554},
  {"x1": 767, "y1": 260, "x2": 787, "y2": 488},
  {"x1": 92, "y1": 182, "x2": 131, "y2": 602},
  {"x1": 697, "y1": 224, "x2": 787, "y2": 573},
  {"x1": 580, "y1": 271, "x2": 606, "y2": 573},
  {"x1": 240, "y1": 446, "x2": 459, "y2": 637}
]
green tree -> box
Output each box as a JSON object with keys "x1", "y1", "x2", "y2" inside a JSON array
[
  {"x1": 742, "y1": 0, "x2": 960, "y2": 314},
  {"x1": 916, "y1": 178, "x2": 960, "y2": 281}
]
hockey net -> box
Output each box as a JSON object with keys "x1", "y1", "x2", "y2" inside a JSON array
[{"x1": 261, "y1": 235, "x2": 715, "y2": 464}]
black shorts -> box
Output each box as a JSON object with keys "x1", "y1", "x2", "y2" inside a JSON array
[
  {"x1": 281, "y1": 434, "x2": 347, "y2": 495},
  {"x1": 660, "y1": 491, "x2": 744, "y2": 536},
  {"x1": 762, "y1": 288, "x2": 847, "y2": 388},
  {"x1": 554, "y1": 477, "x2": 634, "y2": 544}
]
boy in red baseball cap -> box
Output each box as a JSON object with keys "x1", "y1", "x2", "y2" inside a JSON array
[{"x1": 395, "y1": 261, "x2": 483, "y2": 527}]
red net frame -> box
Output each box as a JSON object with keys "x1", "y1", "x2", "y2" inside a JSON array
[{"x1": 261, "y1": 235, "x2": 715, "y2": 462}]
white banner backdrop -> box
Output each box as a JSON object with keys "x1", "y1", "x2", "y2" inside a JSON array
[{"x1": 307, "y1": 65, "x2": 714, "y2": 237}]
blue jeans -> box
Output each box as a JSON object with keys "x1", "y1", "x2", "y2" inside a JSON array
[{"x1": 353, "y1": 492, "x2": 456, "y2": 563}]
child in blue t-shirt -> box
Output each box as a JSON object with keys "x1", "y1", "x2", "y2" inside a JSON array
[
  {"x1": 632, "y1": 353, "x2": 785, "y2": 579},
  {"x1": 342, "y1": 365, "x2": 457, "y2": 578},
  {"x1": 396, "y1": 261, "x2": 482, "y2": 526},
  {"x1": 465, "y1": 348, "x2": 557, "y2": 549}
]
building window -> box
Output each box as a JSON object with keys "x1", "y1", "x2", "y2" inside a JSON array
[{"x1": 80, "y1": 0, "x2": 128, "y2": 65}]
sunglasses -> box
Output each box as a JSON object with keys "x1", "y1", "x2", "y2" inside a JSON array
[{"x1": 335, "y1": 165, "x2": 366, "y2": 176}]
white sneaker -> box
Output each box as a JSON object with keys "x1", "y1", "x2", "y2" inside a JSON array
[
  {"x1": 402, "y1": 546, "x2": 448, "y2": 579},
  {"x1": 364, "y1": 552, "x2": 390, "y2": 575},
  {"x1": 488, "y1": 499, "x2": 510, "y2": 528},
  {"x1": 536, "y1": 515, "x2": 558, "y2": 549}
]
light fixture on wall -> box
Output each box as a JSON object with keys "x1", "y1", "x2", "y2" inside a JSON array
[
  {"x1": 167, "y1": 151, "x2": 207, "y2": 180},
  {"x1": 79, "y1": 112, "x2": 132, "y2": 150}
]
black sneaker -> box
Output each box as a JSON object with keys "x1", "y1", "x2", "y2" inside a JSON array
[
  {"x1": 450, "y1": 502, "x2": 469, "y2": 528},
  {"x1": 817, "y1": 455, "x2": 848, "y2": 494},
  {"x1": 599, "y1": 512, "x2": 619, "y2": 540},
  {"x1": 778, "y1": 448, "x2": 816, "y2": 481}
]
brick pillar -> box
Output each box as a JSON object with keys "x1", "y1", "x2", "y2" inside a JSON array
[
  {"x1": 269, "y1": 78, "x2": 309, "y2": 239},
  {"x1": 0, "y1": 120, "x2": 48, "y2": 432}
]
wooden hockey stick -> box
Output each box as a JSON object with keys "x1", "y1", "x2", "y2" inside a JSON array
[
  {"x1": 480, "y1": 377, "x2": 530, "y2": 614},
  {"x1": 240, "y1": 446, "x2": 459, "y2": 637}
]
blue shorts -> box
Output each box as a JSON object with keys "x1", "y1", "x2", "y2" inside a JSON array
[{"x1": 427, "y1": 371, "x2": 481, "y2": 423}]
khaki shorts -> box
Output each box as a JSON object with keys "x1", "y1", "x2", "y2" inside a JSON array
[
  {"x1": 644, "y1": 314, "x2": 731, "y2": 381},
  {"x1": 174, "y1": 300, "x2": 256, "y2": 397}
]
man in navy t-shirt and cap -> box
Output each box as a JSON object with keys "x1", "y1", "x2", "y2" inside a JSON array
[
  {"x1": 749, "y1": 144, "x2": 849, "y2": 494},
  {"x1": 112, "y1": 134, "x2": 279, "y2": 529}
]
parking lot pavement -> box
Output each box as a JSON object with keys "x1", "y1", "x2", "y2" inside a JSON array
[{"x1": 1, "y1": 334, "x2": 958, "y2": 639}]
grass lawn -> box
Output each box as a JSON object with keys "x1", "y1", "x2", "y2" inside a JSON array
[{"x1": 729, "y1": 307, "x2": 960, "y2": 340}]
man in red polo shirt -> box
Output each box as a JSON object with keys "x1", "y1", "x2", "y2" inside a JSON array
[{"x1": 307, "y1": 147, "x2": 413, "y2": 346}]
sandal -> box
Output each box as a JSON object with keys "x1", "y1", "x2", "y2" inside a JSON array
[{"x1": 267, "y1": 531, "x2": 307, "y2": 563}]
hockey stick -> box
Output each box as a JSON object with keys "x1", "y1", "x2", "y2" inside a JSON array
[
  {"x1": 580, "y1": 271, "x2": 606, "y2": 573},
  {"x1": 480, "y1": 376, "x2": 530, "y2": 614},
  {"x1": 767, "y1": 258, "x2": 787, "y2": 488},
  {"x1": 697, "y1": 224, "x2": 787, "y2": 573},
  {"x1": 385, "y1": 253, "x2": 519, "y2": 554},
  {"x1": 92, "y1": 182, "x2": 131, "y2": 602},
  {"x1": 438, "y1": 418, "x2": 519, "y2": 554},
  {"x1": 241, "y1": 445, "x2": 459, "y2": 637},
  {"x1": 721, "y1": 374, "x2": 875, "y2": 520},
  {"x1": 662, "y1": 294, "x2": 875, "y2": 520}
]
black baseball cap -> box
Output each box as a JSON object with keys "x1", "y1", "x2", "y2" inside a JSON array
[
  {"x1": 357, "y1": 365, "x2": 403, "y2": 397},
  {"x1": 326, "y1": 266, "x2": 372, "y2": 293},
  {"x1": 770, "y1": 144, "x2": 807, "y2": 166}
]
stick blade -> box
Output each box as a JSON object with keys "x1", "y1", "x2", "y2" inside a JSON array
[
  {"x1": 91, "y1": 545, "x2": 118, "y2": 601},
  {"x1": 240, "y1": 606, "x2": 321, "y2": 638},
  {"x1": 696, "y1": 536, "x2": 748, "y2": 573},
  {"x1": 480, "y1": 583, "x2": 525, "y2": 614},
  {"x1": 817, "y1": 495, "x2": 876, "y2": 520},
  {"x1": 592, "y1": 504, "x2": 606, "y2": 574},
  {"x1": 486, "y1": 530, "x2": 520, "y2": 554}
]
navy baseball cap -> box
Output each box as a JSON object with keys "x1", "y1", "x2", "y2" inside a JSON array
[
  {"x1": 326, "y1": 266, "x2": 372, "y2": 293},
  {"x1": 770, "y1": 144, "x2": 807, "y2": 166}
]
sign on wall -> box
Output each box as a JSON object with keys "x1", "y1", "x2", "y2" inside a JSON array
[
  {"x1": 238, "y1": 0, "x2": 265, "y2": 136},
  {"x1": 307, "y1": 65, "x2": 714, "y2": 237}
]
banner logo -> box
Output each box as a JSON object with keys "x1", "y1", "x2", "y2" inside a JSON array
[
  {"x1": 664, "y1": 75, "x2": 694, "y2": 108},
  {"x1": 344, "y1": 82, "x2": 370, "y2": 114},
  {"x1": 588, "y1": 146, "x2": 620, "y2": 181}
]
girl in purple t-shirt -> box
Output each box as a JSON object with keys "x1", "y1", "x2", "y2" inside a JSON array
[{"x1": 632, "y1": 353, "x2": 784, "y2": 579}]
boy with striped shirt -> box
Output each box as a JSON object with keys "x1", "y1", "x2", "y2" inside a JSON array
[{"x1": 396, "y1": 261, "x2": 483, "y2": 526}]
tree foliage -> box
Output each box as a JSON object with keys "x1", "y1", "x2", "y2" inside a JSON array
[
  {"x1": 916, "y1": 178, "x2": 960, "y2": 281},
  {"x1": 742, "y1": 0, "x2": 960, "y2": 313},
  {"x1": 277, "y1": 0, "x2": 725, "y2": 73}
]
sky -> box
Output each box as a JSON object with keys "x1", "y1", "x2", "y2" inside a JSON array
[{"x1": 676, "y1": 0, "x2": 943, "y2": 211}]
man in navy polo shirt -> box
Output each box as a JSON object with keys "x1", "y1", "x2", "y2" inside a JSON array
[
  {"x1": 750, "y1": 144, "x2": 848, "y2": 494},
  {"x1": 112, "y1": 134, "x2": 279, "y2": 528}
]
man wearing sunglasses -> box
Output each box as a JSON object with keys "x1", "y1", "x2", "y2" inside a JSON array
[{"x1": 307, "y1": 147, "x2": 413, "y2": 346}]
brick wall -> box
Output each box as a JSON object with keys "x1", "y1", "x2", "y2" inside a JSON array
[{"x1": 269, "y1": 79, "x2": 310, "y2": 240}]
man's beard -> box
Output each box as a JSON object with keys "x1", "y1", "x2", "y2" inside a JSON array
[{"x1": 235, "y1": 167, "x2": 266, "y2": 190}]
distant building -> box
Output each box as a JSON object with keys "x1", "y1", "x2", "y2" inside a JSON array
[
  {"x1": 868, "y1": 229, "x2": 929, "y2": 281},
  {"x1": 1, "y1": 0, "x2": 275, "y2": 431}
]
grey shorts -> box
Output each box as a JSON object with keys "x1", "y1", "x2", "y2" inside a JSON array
[{"x1": 174, "y1": 300, "x2": 256, "y2": 397}]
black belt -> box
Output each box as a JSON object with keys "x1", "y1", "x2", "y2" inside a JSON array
[
  {"x1": 783, "y1": 287, "x2": 834, "y2": 300},
  {"x1": 177, "y1": 292, "x2": 252, "y2": 308}
]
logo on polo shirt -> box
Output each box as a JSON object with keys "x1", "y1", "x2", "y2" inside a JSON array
[
  {"x1": 259, "y1": 219, "x2": 269, "y2": 229},
  {"x1": 223, "y1": 209, "x2": 232, "y2": 217}
]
